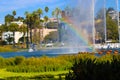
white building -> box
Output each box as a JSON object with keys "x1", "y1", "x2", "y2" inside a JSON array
[
  {"x1": 2, "y1": 31, "x2": 24, "y2": 44},
  {"x1": 2, "y1": 20, "x2": 57, "y2": 43},
  {"x1": 1, "y1": 21, "x2": 24, "y2": 43}
]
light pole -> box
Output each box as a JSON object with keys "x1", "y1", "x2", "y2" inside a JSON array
[
  {"x1": 116, "y1": 0, "x2": 120, "y2": 42},
  {"x1": 104, "y1": 0, "x2": 107, "y2": 43}
]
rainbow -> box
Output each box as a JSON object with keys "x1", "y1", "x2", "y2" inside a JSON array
[{"x1": 61, "y1": 17, "x2": 93, "y2": 47}]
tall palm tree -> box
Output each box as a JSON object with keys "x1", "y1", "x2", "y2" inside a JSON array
[
  {"x1": 52, "y1": 8, "x2": 61, "y2": 42},
  {"x1": 24, "y1": 11, "x2": 30, "y2": 48},
  {"x1": 19, "y1": 24, "x2": 27, "y2": 46},
  {"x1": 37, "y1": 8, "x2": 43, "y2": 19},
  {"x1": 8, "y1": 23, "x2": 19, "y2": 47},
  {"x1": 44, "y1": 16, "x2": 49, "y2": 28},
  {"x1": 32, "y1": 11, "x2": 40, "y2": 44},
  {"x1": 5, "y1": 14, "x2": 14, "y2": 26},
  {"x1": 12, "y1": 10, "x2": 16, "y2": 21},
  {"x1": 25, "y1": 12, "x2": 34, "y2": 44},
  {"x1": 45, "y1": 6, "x2": 49, "y2": 13},
  {"x1": 52, "y1": 11, "x2": 55, "y2": 18},
  {"x1": 53, "y1": 8, "x2": 61, "y2": 20},
  {"x1": 37, "y1": 8, "x2": 43, "y2": 44},
  {"x1": 44, "y1": 7, "x2": 49, "y2": 28}
]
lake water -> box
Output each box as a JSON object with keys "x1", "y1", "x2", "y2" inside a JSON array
[{"x1": 0, "y1": 47, "x2": 93, "y2": 58}]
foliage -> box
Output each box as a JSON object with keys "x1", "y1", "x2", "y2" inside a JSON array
[
  {"x1": 66, "y1": 54, "x2": 120, "y2": 80},
  {"x1": 0, "y1": 45, "x2": 18, "y2": 52},
  {"x1": 4, "y1": 14, "x2": 14, "y2": 25},
  {"x1": 44, "y1": 31, "x2": 58, "y2": 43},
  {"x1": 0, "y1": 40, "x2": 7, "y2": 45},
  {"x1": 106, "y1": 15, "x2": 118, "y2": 40},
  {"x1": 95, "y1": 7, "x2": 119, "y2": 42},
  {"x1": 0, "y1": 53, "x2": 120, "y2": 79}
]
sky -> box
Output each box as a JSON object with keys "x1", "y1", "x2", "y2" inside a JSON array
[{"x1": 0, "y1": 0, "x2": 120, "y2": 24}]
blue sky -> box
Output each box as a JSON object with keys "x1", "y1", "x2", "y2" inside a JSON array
[{"x1": 0, "y1": 0, "x2": 120, "y2": 24}]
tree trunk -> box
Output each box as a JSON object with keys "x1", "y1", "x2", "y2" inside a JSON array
[
  {"x1": 26, "y1": 25, "x2": 29, "y2": 49},
  {"x1": 30, "y1": 27, "x2": 32, "y2": 44},
  {"x1": 13, "y1": 31, "x2": 15, "y2": 47}
]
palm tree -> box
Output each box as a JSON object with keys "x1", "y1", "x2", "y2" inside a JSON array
[
  {"x1": 12, "y1": 10, "x2": 16, "y2": 16},
  {"x1": 37, "y1": 8, "x2": 43, "y2": 19},
  {"x1": 52, "y1": 8, "x2": 61, "y2": 42},
  {"x1": 19, "y1": 24, "x2": 27, "y2": 46},
  {"x1": 24, "y1": 11, "x2": 30, "y2": 48},
  {"x1": 44, "y1": 16, "x2": 49, "y2": 28},
  {"x1": 12, "y1": 10, "x2": 16, "y2": 21},
  {"x1": 53, "y1": 8, "x2": 61, "y2": 20},
  {"x1": 8, "y1": 23, "x2": 19, "y2": 47},
  {"x1": 45, "y1": 6, "x2": 49, "y2": 13},
  {"x1": 5, "y1": 14, "x2": 14, "y2": 26},
  {"x1": 52, "y1": 11, "x2": 55, "y2": 18},
  {"x1": 32, "y1": 11, "x2": 40, "y2": 44},
  {"x1": 25, "y1": 12, "x2": 34, "y2": 44},
  {"x1": 37, "y1": 8, "x2": 43, "y2": 44}
]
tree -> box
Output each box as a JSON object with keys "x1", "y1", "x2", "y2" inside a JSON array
[
  {"x1": 45, "y1": 6, "x2": 49, "y2": 13},
  {"x1": 52, "y1": 8, "x2": 61, "y2": 42},
  {"x1": 95, "y1": 7, "x2": 119, "y2": 42},
  {"x1": 19, "y1": 24, "x2": 27, "y2": 45},
  {"x1": 24, "y1": 12, "x2": 34, "y2": 44},
  {"x1": 8, "y1": 23, "x2": 19, "y2": 47},
  {"x1": 12, "y1": 10, "x2": 16, "y2": 21},
  {"x1": 5, "y1": 14, "x2": 14, "y2": 25},
  {"x1": 106, "y1": 14, "x2": 118, "y2": 41},
  {"x1": 0, "y1": 25, "x2": 8, "y2": 41},
  {"x1": 52, "y1": 8, "x2": 61, "y2": 19},
  {"x1": 32, "y1": 11, "x2": 40, "y2": 44},
  {"x1": 44, "y1": 31, "x2": 58, "y2": 43},
  {"x1": 37, "y1": 8, "x2": 43, "y2": 19},
  {"x1": 12, "y1": 10, "x2": 16, "y2": 17},
  {"x1": 44, "y1": 16, "x2": 49, "y2": 28},
  {"x1": 37, "y1": 8, "x2": 43, "y2": 44}
]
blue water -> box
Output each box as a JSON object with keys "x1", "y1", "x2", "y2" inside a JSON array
[{"x1": 0, "y1": 48, "x2": 93, "y2": 58}]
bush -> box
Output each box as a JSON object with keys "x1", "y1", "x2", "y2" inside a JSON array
[
  {"x1": 66, "y1": 55, "x2": 120, "y2": 80},
  {"x1": 0, "y1": 40, "x2": 7, "y2": 45}
]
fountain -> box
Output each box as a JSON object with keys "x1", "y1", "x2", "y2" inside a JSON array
[
  {"x1": 59, "y1": 0, "x2": 97, "y2": 52},
  {"x1": 0, "y1": 0, "x2": 119, "y2": 58},
  {"x1": 58, "y1": 0, "x2": 120, "y2": 53}
]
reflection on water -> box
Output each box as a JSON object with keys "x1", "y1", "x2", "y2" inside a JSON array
[{"x1": 0, "y1": 47, "x2": 93, "y2": 58}]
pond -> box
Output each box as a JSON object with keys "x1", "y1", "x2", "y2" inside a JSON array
[{"x1": 0, "y1": 47, "x2": 93, "y2": 58}]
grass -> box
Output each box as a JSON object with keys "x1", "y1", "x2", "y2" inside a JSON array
[
  {"x1": 0, "y1": 45, "x2": 19, "y2": 52},
  {"x1": 0, "y1": 69, "x2": 68, "y2": 79}
]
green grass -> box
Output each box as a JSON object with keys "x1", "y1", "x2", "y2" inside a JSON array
[
  {"x1": 0, "y1": 45, "x2": 19, "y2": 52},
  {"x1": 0, "y1": 69, "x2": 68, "y2": 79}
]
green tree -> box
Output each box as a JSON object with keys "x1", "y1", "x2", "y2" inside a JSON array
[
  {"x1": 37, "y1": 8, "x2": 43, "y2": 19},
  {"x1": 106, "y1": 14, "x2": 118, "y2": 41},
  {"x1": 19, "y1": 24, "x2": 27, "y2": 45},
  {"x1": 24, "y1": 11, "x2": 30, "y2": 48},
  {"x1": 12, "y1": 10, "x2": 16, "y2": 17},
  {"x1": 5, "y1": 14, "x2": 14, "y2": 25},
  {"x1": 24, "y1": 12, "x2": 34, "y2": 44},
  {"x1": 45, "y1": 6, "x2": 49, "y2": 13},
  {"x1": 52, "y1": 8, "x2": 61, "y2": 42},
  {"x1": 12, "y1": 10, "x2": 16, "y2": 21},
  {"x1": 0, "y1": 25, "x2": 4, "y2": 41},
  {"x1": 44, "y1": 16, "x2": 49, "y2": 28},
  {"x1": 44, "y1": 31, "x2": 58, "y2": 43},
  {"x1": 37, "y1": 8, "x2": 43, "y2": 44},
  {"x1": 8, "y1": 23, "x2": 19, "y2": 47}
]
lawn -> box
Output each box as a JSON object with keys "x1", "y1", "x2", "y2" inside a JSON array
[{"x1": 0, "y1": 69, "x2": 68, "y2": 79}]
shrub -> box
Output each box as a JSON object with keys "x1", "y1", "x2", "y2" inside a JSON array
[{"x1": 66, "y1": 55, "x2": 120, "y2": 80}]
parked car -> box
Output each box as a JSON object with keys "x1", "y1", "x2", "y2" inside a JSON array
[{"x1": 45, "y1": 43, "x2": 53, "y2": 47}]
